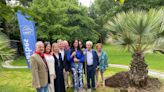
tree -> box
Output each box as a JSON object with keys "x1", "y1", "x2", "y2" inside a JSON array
[
  {"x1": 0, "y1": 0, "x2": 27, "y2": 40},
  {"x1": 105, "y1": 9, "x2": 164, "y2": 87},
  {"x1": 89, "y1": 0, "x2": 122, "y2": 43},
  {"x1": 90, "y1": 0, "x2": 164, "y2": 43},
  {"x1": 122, "y1": 0, "x2": 164, "y2": 11},
  {"x1": 0, "y1": 1, "x2": 14, "y2": 21},
  {"x1": 28, "y1": 0, "x2": 99, "y2": 43},
  {"x1": 0, "y1": 1, "x2": 26, "y2": 58}
]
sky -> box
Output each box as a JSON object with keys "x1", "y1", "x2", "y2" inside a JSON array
[{"x1": 78, "y1": 0, "x2": 94, "y2": 7}]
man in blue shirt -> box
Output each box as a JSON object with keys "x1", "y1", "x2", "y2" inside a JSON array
[{"x1": 84, "y1": 41, "x2": 99, "y2": 91}]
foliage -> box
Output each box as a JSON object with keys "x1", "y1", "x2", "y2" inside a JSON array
[
  {"x1": 89, "y1": 0, "x2": 122, "y2": 43},
  {"x1": 0, "y1": 2, "x2": 14, "y2": 21},
  {"x1": 28, "y1": 0, "x2": 99, "y2": 43},
  {"x1": 105, "y1": 9, "x2": 164, "y2": 87},
  {"x1": 122, "y1": 0, "x2": 164, "y2": 11},
  {"x1": 0, "y1": 1, "x2": 28, "y2": 40},
  {"x1": 90, "y1": 0, "x2": 164, "y2": 43},
  {"x1": 0, "y1": 32, "x2": 16, "y2": 62},
  {"x1": 105, "y1": 9, "x2": 164, "y2": 54}
]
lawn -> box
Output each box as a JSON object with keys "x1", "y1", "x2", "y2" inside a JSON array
[
  {"x1": 0, "y1": 68, "x2": 34, "y2": 92},
  {"x1": 1, "y1": 49, "x2": 129, "y2": 92},
  {"x1": 12, "y1": 45, "x2": 164, "y2": 72},
  {"x1": 0, "y1": 67, "x2": 127, "y2": 92},
  {"x1": 103, "y1": 45, "x2": 164, "y2": 72},
  {"x1": 11, "y1": 56, "x2": 28, "y2": 66}
]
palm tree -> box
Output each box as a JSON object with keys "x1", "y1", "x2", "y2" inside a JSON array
[
  {"x1": 105, "y1": 9, "x2": 164, "y2": 87},
  {"x1": 0, "y1": 32, "x2": 15, "y2": 63}
]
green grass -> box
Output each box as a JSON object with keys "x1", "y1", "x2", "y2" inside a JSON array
[
  {"x1": 11, "y1": 56, "x2": 27, "y2": 66},
  {"x1": 10, "y1": 44, "x2": 164, "y2": 72},
  {"x1": 103, "y1": 45, "x2": 164, "y2": 72},
  {"x1": 11, "y1": 45, "x2": 164, "y2": 72},
  {"x1": 0, "y1": 68, "x2": 35, "y2": 92},
  {"x1": 1, "y1": 54, "x2": 128, "y2": 92},
  {"x1": 0, "y1": 66, "x2": 127, "y2": 92}
]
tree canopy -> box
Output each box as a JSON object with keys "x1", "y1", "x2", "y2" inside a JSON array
[
  {"x1": 28, "y1": 0, "x2": 99, "y2": 43},
  {"x1": 89, "y1": 0, "x2": 164, "y2": 43}
]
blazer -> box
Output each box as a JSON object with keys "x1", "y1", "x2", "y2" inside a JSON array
[
  {"x1": 64, "y1": 49, "x2": 71, "y2": 71},
  {"x1": 30, "y1": 53, "x2": 48, "y2": 88},
  {"x1": 84, "y1": 49, "x2": 99, "y2": 69}
]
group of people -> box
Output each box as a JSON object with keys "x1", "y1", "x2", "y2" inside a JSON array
[{"x1": 30, "y1": 39, "x2": 108, "y2": 92}]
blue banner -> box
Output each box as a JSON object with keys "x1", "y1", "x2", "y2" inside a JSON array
[{"x1": 17, "y1": 11, "x2": 36, "y2": 68}]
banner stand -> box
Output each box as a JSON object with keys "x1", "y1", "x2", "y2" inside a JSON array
[{"x1": 17, "y1": 11, "x2": 37, "y2": 68}]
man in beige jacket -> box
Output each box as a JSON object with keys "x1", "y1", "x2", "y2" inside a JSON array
[{"x1": 30, "y1": 41, "x2": 49, "y2": 92}]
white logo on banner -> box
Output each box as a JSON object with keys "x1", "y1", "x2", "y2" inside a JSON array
[{"x1": 22, "y1": 25, "x2": 33, "y2": 35}]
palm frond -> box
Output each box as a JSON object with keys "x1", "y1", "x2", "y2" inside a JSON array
[
  {"x1": 0, "y1": 32, "x2": 16, "y2": 62},
  {"x1": 105, "y1": 9, "x2": 164, "y2": 54}
]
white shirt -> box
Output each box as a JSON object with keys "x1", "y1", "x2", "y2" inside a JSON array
[
  {"x1": 44, "y1": 54, "x2": 55, "y2": 76},
  {"x1": 59, "y1": 49, "x2": 64, "y2": 61},
  {"x1": 55, "y1": 53, "x2": 59, "y2": 59},
  {"x1": 87, "y1": 50, "x2": 93, "y2": 66}
]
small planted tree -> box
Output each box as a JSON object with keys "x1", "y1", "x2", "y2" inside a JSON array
[{"x1": 105, "y1": 9, "x2": 164, "y2": 87}]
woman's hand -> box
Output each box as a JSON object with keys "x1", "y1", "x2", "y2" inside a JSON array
[
  {"x1": 74, "y1": 57, "x2": 79, "y2": 63},
  {"x1": 71, "y1": 51, "x2": 76, "y2": 58},
  {"x1": 96, "y1": 67, "x2": 99, "y2": 71},
  {"x1": 51, "y1": 74, "x2": 56, "y2": 79}
]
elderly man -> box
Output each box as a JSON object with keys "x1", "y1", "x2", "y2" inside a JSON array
[
  {"x1": 84, "y1": 41, "x2": 99, "y2": 91},
  {"x1": 30, "y1": 41, "x2": 49, "y2": 92}
]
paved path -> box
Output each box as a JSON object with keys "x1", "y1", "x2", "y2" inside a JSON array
[
  {"x1": 109, "y1": 64, "x2": 164, "y2": 79},
  {"x1": 1, "y1": 61, "x2": 164, "y2": 79}
]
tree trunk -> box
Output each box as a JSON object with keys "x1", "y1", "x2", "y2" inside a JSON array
[{"x1": 129, "y1": 52, "x2": 148, "y2": 88}]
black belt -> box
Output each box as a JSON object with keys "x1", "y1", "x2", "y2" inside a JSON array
[{"x1": 87, "y1": 65, "x2": 93, "y2": 67}]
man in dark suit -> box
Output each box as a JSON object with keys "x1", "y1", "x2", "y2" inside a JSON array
[{"x1": 84, "y1": 41, "x2": 99, "y2": 91}]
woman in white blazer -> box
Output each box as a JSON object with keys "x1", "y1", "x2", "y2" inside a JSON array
[{"x1": 44, "y1": 42, "x2": 56, "y2": 92}]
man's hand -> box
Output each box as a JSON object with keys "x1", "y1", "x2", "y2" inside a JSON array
[
  {"x1": 96, "y1": 67, "x2": 99, "y2": 71},
  {"x1": 83, "y1": 52, "x2": 86, "y2": 55},
  {"x1": 63, "y1": 69, "x2": 66, "y2": 73},
  {"x1": 36, "y1": 84, "x2": 41, "y2": 89}
]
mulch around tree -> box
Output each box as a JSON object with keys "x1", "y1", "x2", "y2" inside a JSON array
[{"x1": 105, "y1": 71, "x2": 163, "y2": 92}]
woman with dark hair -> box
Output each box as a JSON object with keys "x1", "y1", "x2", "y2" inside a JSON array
[
  {"x1": 67, "y1": 39, "x2": 84, "y2": 92},
  {"x1": 44, "y1": 42, "x2": 56, "y2": 92}
]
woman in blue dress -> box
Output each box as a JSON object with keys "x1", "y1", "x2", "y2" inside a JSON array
[
  {"x1": 67, "y1": 39, "x2": 84, "y2": 92},
  {"x1": 95, "y1": 43, "x2": 108, "y2": 87}
]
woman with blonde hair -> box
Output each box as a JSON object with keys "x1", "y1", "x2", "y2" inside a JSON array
[
  {"x1": 95, "y1": 43, "x2": 108, "y2": 87},
  {"x1": 52, "y1": 43, "x2": 66, "y2": 92}
]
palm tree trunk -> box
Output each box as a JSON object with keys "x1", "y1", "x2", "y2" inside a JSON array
[{"x1": 129, "y1": 52, "x2": 148, "y2": 88}]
